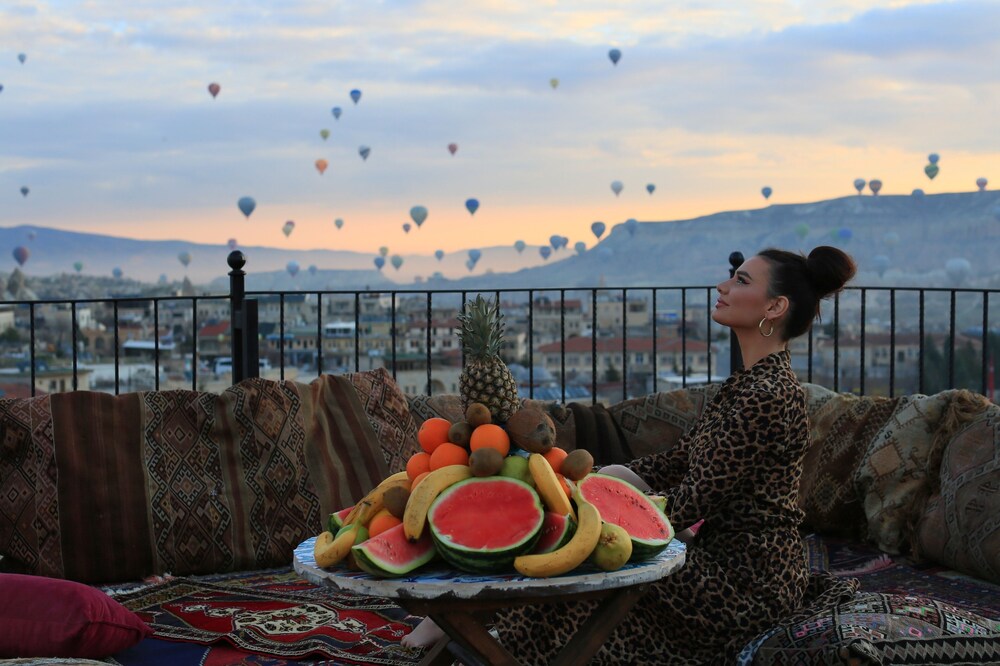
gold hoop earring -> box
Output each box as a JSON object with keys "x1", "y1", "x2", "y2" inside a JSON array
[{"x1": 759, "y1": 317, "x2": 775, "y2": 337}]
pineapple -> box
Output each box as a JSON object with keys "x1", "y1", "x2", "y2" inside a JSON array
[{"x1": 457, "y1": 295, "x2": 520, "y2": 422}]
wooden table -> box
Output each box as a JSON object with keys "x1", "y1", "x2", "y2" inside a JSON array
[{"x1": 293, "y1": 537, "x2": 685, "y2": 666}]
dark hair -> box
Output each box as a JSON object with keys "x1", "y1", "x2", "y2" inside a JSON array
[{"x1": 757, "y1": 246, "x2": 857, "y2": 341}]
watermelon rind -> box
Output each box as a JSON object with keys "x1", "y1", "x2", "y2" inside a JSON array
[
  {"x1": 352, "y1": 523, "x2": 435, "y2": 577},
  {"x1": 328, "y1": 505, "x2": 355, "y2": 533},
  {"x1": 578, "y1": 473, "x2": 675, "y2": 561},
  {"x1": 428, "y1": 477, "x2": 544, "y2": 573},
  {"x1": 531, "y1": 512, "x2": 576, "y2": 554}
]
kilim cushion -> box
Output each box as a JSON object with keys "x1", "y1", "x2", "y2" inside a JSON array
[
  {"x1": 607, "y1": 384, "x2": 721, "y2": 460},
  {"x1": 0, "y1": 375, "x2": 389, "y2": 584},
  {"x1": 743, "y1": 592, "x2": 1000, "y2": 665},
  {"x1": 915, "y1": 406, "x2": 1000, "y2": 585},
  {"x1": 344, "y1": 367, "x2": 422, "y2": 474}
]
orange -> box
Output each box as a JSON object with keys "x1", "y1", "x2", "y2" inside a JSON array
[
  {"x1": 555, "y1": 473, "x2": 571, "y2": 498},
  {"x1": 368, "y1": 512, "x2": 403, "y2": 539},
  {"x1": 542, "y1": 447, "x2": 568, "y2": 475},
  {"x1": 429, "y1": 442, "x2": 470, "y2": 470},
  {"x1": 469, "y1": 424, "x2": 510, "y2": 457},
  {"x1": 411, "y1": 471, "x2": 430, "y2": 490},
  {"x1": 418, "y1": 417, "x2": 453, "y2": 454},
  {"x1": 406, "y1": 452, "x2": 432, "y2": 481}
]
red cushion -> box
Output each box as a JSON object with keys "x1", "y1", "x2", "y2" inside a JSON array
[{"x1": 0, "y1": 574, "x2": 152, "y2": 658}]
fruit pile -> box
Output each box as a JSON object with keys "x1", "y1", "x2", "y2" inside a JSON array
[{"x1": 312, "y1": 402, "x2": 675, "y2": 579}]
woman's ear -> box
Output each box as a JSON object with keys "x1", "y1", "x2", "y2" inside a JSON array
[{"x1": 768, "y1": 295, "x2": 790, "y2": 318}]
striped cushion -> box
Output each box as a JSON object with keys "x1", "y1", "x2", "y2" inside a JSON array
[{"x1": 0, "y1": 375, "x2": 389, "y2": 584}]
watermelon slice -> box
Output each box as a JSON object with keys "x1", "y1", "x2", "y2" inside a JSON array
[
  {"x1": 352, "y1": 523, "x2": 435, "y2": 577},
  {"x1": 530, "y1": 512, "x2": 576, "y2": 554},
  {"x1": 328, "y1": 505, "x2": 355, "y2": 533},
  {"x1": 577, "y1": 474, "x2": 675, "y2": 561},
  {"x1": 428, "y1": 477, "x2": 544, "y2": 573}
]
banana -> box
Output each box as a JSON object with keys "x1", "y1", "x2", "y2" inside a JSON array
[
  {"x1": 528, "y1": 453, "x2": 574, "y2": 519},
  {"x1": 402, "y1": 464, "x2": 473, "y2": 541},
  {"x1": 513, "y1": 500, "x2": 601, "y2": 577},
  {"x1": 313, "y1": 524, "x2": 360, "y2": 568},
  {"x1": 343, "y1": 471, "x2": 411, "y2": 528}
]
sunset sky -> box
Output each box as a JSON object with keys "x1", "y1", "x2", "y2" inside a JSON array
[{"x1": 2, "y1": 0, "x2": 998, "y2": 260}]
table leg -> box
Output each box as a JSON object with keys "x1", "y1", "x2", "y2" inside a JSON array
[
  {"x1": 417, "y1": 634, "x2": 456, "y2": 666},
  {"x1": 550, "y1": 583, "x2": 648, "y2": 666},
  {"x1": 431, "y1": 610, "x2": 520, "y2": 666}
]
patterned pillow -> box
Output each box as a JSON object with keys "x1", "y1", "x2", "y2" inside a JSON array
[
  {"x1": 914, "y1": 407, "x2": 1000, "y2": 584},
  {"x1": 343, "y1": 368, "x2": 422, "y2": 474},
  {"x1": 798, "y1": 386, "x2": 897, "y2": 538},
  {"x1": 742, "y1": 592, "x2": 1000, "y2": 665},
  {"x1": 607, "y1": 384, "x2": 720, "y2": 460}
]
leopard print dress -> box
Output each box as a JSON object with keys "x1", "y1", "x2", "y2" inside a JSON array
[{"x1": 493, "y1": 350, "x2": 811, "y2": 665}]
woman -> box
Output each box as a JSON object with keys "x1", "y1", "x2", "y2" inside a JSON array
[{"x1": 405, "y1": 246, "x2": 857, "y2": 664}]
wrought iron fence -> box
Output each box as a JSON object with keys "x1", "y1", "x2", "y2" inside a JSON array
[{"x1": 0, "y1": 251, "x2": 996, "y2": 403}]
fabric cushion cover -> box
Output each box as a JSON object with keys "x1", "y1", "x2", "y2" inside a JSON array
[{"x1": 0, "y1": 574, "x2": 152, "y2": 658}]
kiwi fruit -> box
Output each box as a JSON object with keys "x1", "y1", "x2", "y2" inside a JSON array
[
  {"x1": 465, "y1": 402, "x2": 492, "y2": 428},
  {"x1": 383, "y1": 485, "x2": 411, "y2": 520},
  {"x1": 448, "y1": 421, "x2": 474, "y2": 448},
  {"x1": 560, "y1": 449, "x2": 594, "y2": 481},
  {"x1": 469, "y1": 447, "x2": 504, "y2": 477}
]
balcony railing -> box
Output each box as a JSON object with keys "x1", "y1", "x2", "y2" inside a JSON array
[{"x1": 0, "y1": 251, "x2": 996, "y2": 403}]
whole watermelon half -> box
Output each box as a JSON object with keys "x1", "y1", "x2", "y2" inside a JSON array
[
  {"x1": 577, "y1": 474, "x2": 675, "y2": 561},
  {"x1": 352, "y1": 523, "x2": 435, "y2": 577},
  {"x1": 428, "y1": 477, "x2": 544, "y2": 573}
]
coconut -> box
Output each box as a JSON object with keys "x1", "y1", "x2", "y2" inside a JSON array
[{"x1": 506, "y1": 408, "x2": 557, "y2": 454}]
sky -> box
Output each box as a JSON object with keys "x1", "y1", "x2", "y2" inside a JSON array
[{"x1": 1, "y1": 0, "x2": 999, "y2": 261}]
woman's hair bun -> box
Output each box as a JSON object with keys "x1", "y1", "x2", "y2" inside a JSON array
[{"x1": 806, "y1": 246, "x2": 857, "y2": 298}]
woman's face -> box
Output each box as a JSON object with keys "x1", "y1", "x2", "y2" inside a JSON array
[{"x1": 711, "y1": 255, "x2": 775, "y2": 330}]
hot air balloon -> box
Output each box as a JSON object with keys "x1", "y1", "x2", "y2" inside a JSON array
[
  {"x1": 646, "y1": 183, "x2": 655, "y2": 195},
  {"x1": 945, "y1": 258, "x2": 971, "y2": 285},
  {"x1": 837, "y1": 228, "x2": 852, "y2": 242},
  {"x1": 924, "y1": 164, "x2": 939, "y2": 180},
  {"x1": 550, "y1": 78, "x2": 559, "y2": 89},
  {"x1": 873, "y1": 255, "x2": 890, "y2": 278},
  {"x1": 374, "y1": 256, "x2": 385, "y2": 270},
  {"x1": 12, "y1": 246, "x2": 29, "y2": 266},
  {"x1": 514, "y1": 240, "x2": 526, "y2": 253},
  {"x1": 794, "y1": 223, "x2": 809, "y2": 240},
  {"x1": 448, "y1": 143, "x2": 458, "y2": 156},
  {"x1": 574, "y1": 241, "x2": 586, "y2": 255},
  {"x1": 379, "y1": 246, "x2": 389, "y2": 257},
  {"x1": 549, "y1": 234, "x2": 561, "y2": 250},
  {"x1": 465, "y1": 198, "x2": 479, "y2": 215},
  {"x1": 286, "y1": 261, "x2": 299, "y2": 277},
  {"x1": 0, "y1": 85, "x2": 3, "y2": 93},
  {"x1": 390, "y1": 255, "x2": 403, "y2": 270},
  {"x1": 591, "y1": 221, "x2": 606, "y2": 239},
  {"x1": 332, "y1": 106, "x2": 342, "y2": 120},
  {"x1": 993, "y1": 206, "x2": 1000, "y2": 223},
  {"x1": 434, "y1": 249, "x2": 444, "y2": 261},
  {"x1": 912, "y1": 188, "x2": 925, "y2": 198},
  {"x1": 465, "y1": 259, "x2": 475, "y2": 271},
  {"x1": 883, "y1": 231, "x2": 900, "y2": 246},
  {"x1": 610, "y1": 181, "x2": 623, "y2": 197},
  {"x1": 402, "y1": 223, "x2": 411, "y2": 233},
  {"x1": 315, "y1": 158, "x2": 328, "y2": 175},
  {"x1": 359, "y1": 145, "x2": 370, "y2": 161},
  {"x1": 20, "y1": 187, "x2": 28, "y2": 197},
  {"x1": 282, "y1": 220, "x2": 295, "y2": 238},
  {"x1": 928, "y1": 153, "x2": 940, "y2": 165},
  {"x1": 410, "y1": 206, "x2": 428, "y2": 227},
  {"x1": 18, "y1": 53, "x2": 26, "y2": 64},
  {"x1": 158, "y1": 274, "x2": 168, "y2": 285},
  {"x1": 761, "y1": 186, "x2": 772, "y2": 200},
  {"x1": 869, "y1": 179, "x2": 882, "y2": 195},
  {"x1": 237, "y1": 196, "x2": 256, "y2": 218},
  {"x1": 559, "y1": 235, "x2": 569, "y2": 249},
  {"x1": 227, "y1": 238, "x2": 238, "y2": 250},
  {"x1": 853, "y1": 178, "x2": 866, "y2": 194},
  {"x1": 207, "y1": 83, "x2": 220, "y2": 98},
  {"x1": 26, "y1": 231, "x2": 36, "y2": 242},
  {"x1": 624, "y1": 218, "x2": 638, "y2": 237},
  {"x1": 350, "y1": 89, "x2": 362, "y2": 104},
  {"x1": 976, "y1": 177, "x2": 988, "y2": 192},
  {"x1": 178, "y1": 251, "x2": 191, "y2": 267},
  {"x1": 308, "y1": 264, "x2": 317, "y2": 276},
  {"x1": 112, "y1": 267, "x2": 123, "y2": 279},
  {"x1": 320, "y1": 129, "x2": 330, "y2": 140},
  {"x1": 468, "y1": 249, "x2": 482, "y2": 263},
  {"x1": 334, "y1": 218, "x2": 344, "y2": 229},
  {"x1": 539, "y1": 247, "x2": 552, "y2": 260},
  {"x1": 73, "y1": 261, "x2": 83, "y2": 273},
  {"x1": 608, "y1": 48, "x2": 621, "y2": 65}
]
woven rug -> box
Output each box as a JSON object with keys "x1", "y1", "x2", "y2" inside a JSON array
[{"x1": 108, "y1": 568, "x2": 423, "y2": 665}]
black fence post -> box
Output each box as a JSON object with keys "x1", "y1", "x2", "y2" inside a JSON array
[
  {"x1": 729, "y1": 251, "x2": 745, "y2": 375},
  {"x1": 228, "y1": 251, "x2": 259, "y2": 382}
]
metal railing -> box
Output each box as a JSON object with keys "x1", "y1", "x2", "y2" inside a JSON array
[{"x1": 1, "y1": 251, "x2": 996, "y2": 403}]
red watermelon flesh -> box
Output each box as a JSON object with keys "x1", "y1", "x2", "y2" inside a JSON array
[
  {"x1": 531, "y1": 512, "x2": 576, "y2": 554},
  {"x1": 578, "y1": 474, "x2": 674, "y2": 560},
  {"x1": 328, "y1": 505, "x2": 355, "y2": 532},
  {"x1": 352, "y1": 523, "x2": 435, "y2": 577}
]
